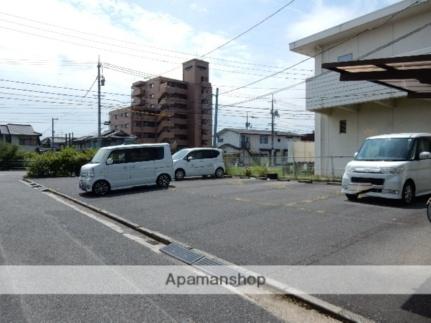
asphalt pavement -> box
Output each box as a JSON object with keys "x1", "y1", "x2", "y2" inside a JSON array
[
  {"x1": 33, "y1": 175, "x2": 431, "y2": 322},
  {"x1": 0, "y1": 172, "x2": 283, "y2": 323}
]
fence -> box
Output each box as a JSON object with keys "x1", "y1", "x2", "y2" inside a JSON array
[{"x1": 224, "y1": 154, "x2": 352, "y2": 181}]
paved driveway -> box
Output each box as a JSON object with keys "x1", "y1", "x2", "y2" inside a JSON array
[{"x1": 35, "y1": 176, "x2": 431, "y2": 322}]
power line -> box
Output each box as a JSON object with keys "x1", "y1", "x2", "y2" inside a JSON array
[
  {"x1": 0, "y1": 10, "x2": 308, "y2": 71},
  {"x1": 201, "y1": 0, "x2": 296, "y2": 57},
  {"x1": 220, "y1": 0, "x2": 423, "y2": 96},
  {"x1": 0, "y1": 78, "x2": 130, "y2": 96}
]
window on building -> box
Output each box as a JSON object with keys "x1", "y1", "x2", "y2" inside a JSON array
[
  {"x1": 339, "y1": 120, "x2": 347, "y2": 134},
  {"x1": 241, "y1": 135, "x2": 250, "y2": 148},
  {"x1": 125, "y1": 112, "x2": 129, "y2": 117},
  {"x1": 149, "y1": 83, "x2": 154, "y2": 88},
  {"x1": 114, "y1": 114, "x2": 118, "y2": 120},
  {"x1": 337, "y1": 53, "x2": 353, "y2": 62},
  {"x1": 150, "y1": 94, "x2": 155, "y2": 99},
  {"x1": 260, "y1": 135, "x2": 269, "y2": 144},
  {"x1": 19, "y1": 137, "x2": 35, "y2": 145}
]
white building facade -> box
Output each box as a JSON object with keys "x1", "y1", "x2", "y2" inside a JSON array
[
  {"x1": 290, "y1": 0, "x2": 431, "y2": 176},
  {"x1": 217, "y1": 128, "x2": 314, "y2": 163}
]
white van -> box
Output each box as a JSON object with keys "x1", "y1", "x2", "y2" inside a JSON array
[
  {"x1": 342, "y1": 133, "x2": 431, "y2": 204},
  {"x1": 79, "y1": 143, "x2": 174, "y2": 195},
  {"x1": 172, "y1": 148, "x2": 225, "y2": 180}
]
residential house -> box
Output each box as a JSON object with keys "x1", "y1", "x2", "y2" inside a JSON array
[
  {"x1": 40, "y1": 137, "x2": 68, "y2": 150},
  {"x1": 72, "y1": 129, "x2": 136, "y2": 151},
  {"x1": 290, "y1": 0, "x2": 431, "y2": 176},
  {"x1": 217, "y1": 128, "x2": 313, "y2": 164},
  {"x1": 0, "y1": 123, "x2": 41, "y2": 151}
]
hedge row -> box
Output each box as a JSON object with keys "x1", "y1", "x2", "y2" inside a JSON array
[
  {"x1": 26, "y1": 148, "x2": 96, "y2": 178},
  {"x1": 0, "y1": 143, "x2": 26, "y2": 170}
]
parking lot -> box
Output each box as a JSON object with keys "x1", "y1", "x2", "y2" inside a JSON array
[{"x1": 34, "y1": 176, "x2": 431, "y2": 322}]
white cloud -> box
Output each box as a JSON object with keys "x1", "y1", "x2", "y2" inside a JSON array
[
  {"x1": 286, "y1": 0, "x2": 403, "y2": 41},
  {"x1": 0, "y1": 0, "x2": 268, "y2": 135},
  {"x1": 189, "y1": 2, "x2": 208, "y2": 14}
]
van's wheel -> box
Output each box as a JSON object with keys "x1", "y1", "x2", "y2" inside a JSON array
[
  {"x1": 401, "y1": 181, "x2": 415, "y2": 205},
  {"x1": 92, "y1": 180, "x2": 110, "y2": 196},
  {"x1": 215, "y1": 168, "x2": 224, "y2": 178},
  {"x1": 346, "y1": 194, "x2": 358, "y2": 202},
  {"x1": 157, "y1": 174, "x2": 171, "y2": 189},
  {"x1": 175, "y1": 169, "x2": 185, "y2": 181}
]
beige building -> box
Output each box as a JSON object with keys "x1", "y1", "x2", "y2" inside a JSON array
[
  {"x1": 109, "y1": 59, "x2": 212, "y2": 151},
  {"x1": 290, "y1": 0, "x2": 431, "y2": 176}
]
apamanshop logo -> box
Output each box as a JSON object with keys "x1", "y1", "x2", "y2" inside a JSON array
[{"x1": 165, "y1": 273, "x2": 266, "y2": 288}]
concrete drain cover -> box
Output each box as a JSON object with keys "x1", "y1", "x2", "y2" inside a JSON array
[{"x1": 160, "y1": 243, "x2": 204, "y2": 264}]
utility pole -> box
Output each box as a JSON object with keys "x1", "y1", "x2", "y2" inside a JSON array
[
  {"x1": 97, "y1": 56, "x2": 105, "y2": 147},
  {"x1": 97, "y1": 57, "x2": 102, "y2": 146},
  {"x1": 51, "y1": 118, "x2": 58, "y2": 150},
  {"x1": 246, "y1": 112, "x2": 250, "y2": 129},
  {"x1": 270, "y1": 95, "x2": 280, "y2": 166},
  {"x1": 271, "y1": 95, "x2": 275, "y2": 166},
  {"x1": 212, "y1": 87, "x2": 219, "y2": 147}
]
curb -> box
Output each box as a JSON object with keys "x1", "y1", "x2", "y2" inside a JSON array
[{"x1": 25, "y1": 177, "x2": 373, "y2": 323}]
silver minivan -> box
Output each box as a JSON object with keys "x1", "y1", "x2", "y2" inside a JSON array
[
  {"x1": 79, "y1": 143, "x2": 174, "y2": 195},
  {"x1": 342, "y1": 133, "x2": 431, "y2": 204}
]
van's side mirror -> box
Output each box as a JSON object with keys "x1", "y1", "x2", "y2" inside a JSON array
[
  {"x1": 353, "y1": 152, "x2": 358, "y2": 158},
  {"x1": 419, "y1": 151, "x2": 431, "y2": 160},
  {"x1": 106, "y1": 158, "x2": 113, "y2": 165},
  {"x1": 187, "y1": 156, "x2": 193, "y2": 162}
]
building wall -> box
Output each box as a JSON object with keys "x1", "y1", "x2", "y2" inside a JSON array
[
  {"x1": 316, "y1": 98, "x2": 431, "y2": 176},
  {"x1": 307, "y1": 9, "x2": 431, "y2": 111},
  {"x1": 217, "y1": 130, "x2": 301, "y2": 157},
  {"x1": 304, "y1": 7, "x2": 431, "y2": 176},
  {"x1": 109, "y1": 107, "x2": 132, "y2": 134},
  {"x1": 218, "y1": 130, "x2": 240, "y2": 148},
  {"x1": 109, "y1": 59, "x2": 212, "y2": 151},
  {"x1": 9, "y1": 135, "x2": 39, "y2": 152},
  {"x1": 292, "y1": 141, "x2": 315, "y2": 163}
]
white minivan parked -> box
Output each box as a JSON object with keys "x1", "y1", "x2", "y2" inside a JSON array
[
  {"x1": 172, "y1": 148, "x2": 225, "y2": 180},
  {"x1": 79, "y1": 143, "x2": 174, "y2": 195},
  {"x1": 342, "y1": 133, "x2": 431, "y2": 204}
]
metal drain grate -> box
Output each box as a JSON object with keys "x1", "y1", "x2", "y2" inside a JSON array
[
  {"x1": 160, "y1": 243, "x2": 205, "y2": 264},
  {"x1": 194, "y1": 257, "x2": 242, "y2": 283}
]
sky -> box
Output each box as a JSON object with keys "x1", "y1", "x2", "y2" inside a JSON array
[{"x1": 0, "y1": 0, "x2": 400, "y2": 138}]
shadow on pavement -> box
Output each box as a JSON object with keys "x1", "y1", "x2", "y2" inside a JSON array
[
  {"x1": 79, "y1": 185, "x2": 174, "y2": 199},
  {"x1": 346, "y1": 195, "x2": 429, "y2": 210}
]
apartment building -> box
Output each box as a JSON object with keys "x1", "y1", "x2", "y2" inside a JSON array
[
  {"x1": 290, "y1": 0, "x2": 431, "y2": 176},
  {"x1": 109, "y1": 59, "x2": 212, "y2": 151}
]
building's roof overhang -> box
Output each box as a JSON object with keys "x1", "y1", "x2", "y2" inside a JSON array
[
  {"x1": 289, "y1": 0, "x2": 431, "y2": 57},
  {"x1": 322, "y1": 54, "x2": 431, "y2": 98}
]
